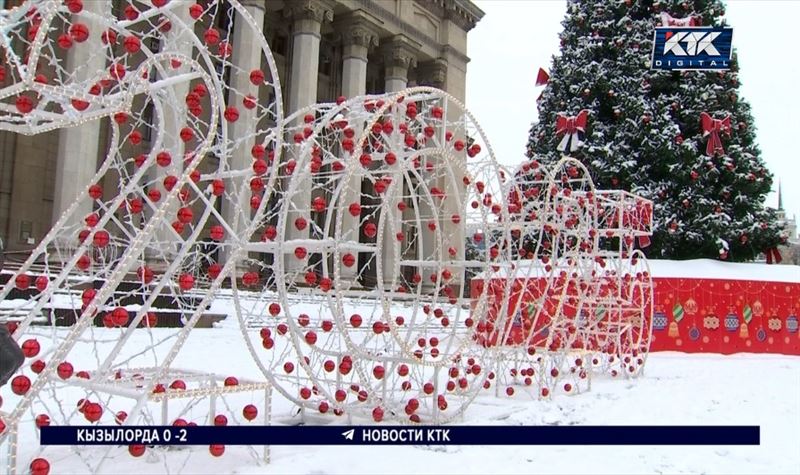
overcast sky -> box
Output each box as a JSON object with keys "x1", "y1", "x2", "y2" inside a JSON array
[{"x1": 466, "y1": 0, "x2": 800, "y2": 238}]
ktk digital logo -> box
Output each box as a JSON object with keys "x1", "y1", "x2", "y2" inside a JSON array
[{"x1": 651, "y1": 27, "x2": 733, "y2": 71}]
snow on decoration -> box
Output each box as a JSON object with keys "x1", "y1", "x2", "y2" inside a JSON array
[
  {"x1": 555, "y1": 110, "x2": 589, "y2": 152},
  {"x1": 0, "y1": 1, "x2": 655, "y2": 473},
  {"x1": 700, "y1": 112, "x2": 732, "y2": 157},
  {"x1": 480, "y1": 158, "x2": 655, "y2": 390},
  {"x1": 660, "y1": 12, "x2": 699, "y2": 27}
]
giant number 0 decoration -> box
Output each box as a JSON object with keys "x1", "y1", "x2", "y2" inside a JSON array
[{"x1": 0, "y1": 1, "x2": 654, "y2": 474}]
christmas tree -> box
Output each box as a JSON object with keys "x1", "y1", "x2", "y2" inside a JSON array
[{"x1": 524, "y1": 0, "x2": 787, "y2": 261}]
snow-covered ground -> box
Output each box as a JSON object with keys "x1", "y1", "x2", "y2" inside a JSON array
[
  {"x1": 5, "y1": 321, "x2": 799, "y2": 474},
  {"x1": 251, "y1": 353, "x2": 800, "y2": 475}
]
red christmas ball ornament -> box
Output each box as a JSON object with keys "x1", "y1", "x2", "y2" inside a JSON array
[
  {"x1": 69, "y1": 23, "x2": 89, "y2": 43},
  {"x1": 137, "y1": 265, "x2": 155, "y2": 285},
  {"x1": 88, "y1": 184, "x2": 103, "y2": 200},
  {"x1": 350, "y1": 314, "x2": 363, "y2": 328},
  {"x1": 145, "y1": 188, "x2": 161, "y2": 204},
  {"x1": 179, "y1": 126, "x2": 194, "y2": 143},
  {"x1": 129, "y1": 444, "x2": 145, "y2": 457},
  {"x1": 109, "y1": 63, "x2": 126, "y2": 80},
  {"x1": 249, "y1": 69, "x2": 265, "y2": 85},
  {"x1": 224, "y1": 106, "x2": 239, "y2": 122},
  {"x1": 35, "y1": 413, "x2": 51, "y2": 428},
  {"x1": 178, "y1": 274, "x2": 194, "y2": 291},
  {"x1": 209, "y1": 444, "x2": 225, "y2": 457},
  {"x1": 294, "y1": 246, "x2": 307, "y2": 259},
  {"x1": 342, "y1": 253, "x2": 356, "y2": 267},
  {"x1": 218, "y1": 41, "x2": 233, "y2": 58},
  {"x1": 177, "y1": 207, "x2": 193, "y2": 224},
  {"x1": 319, "y1": 277, "x2": 332, "y2": 292},
  {"x1": 92, "y1": 230, "x2": 110, "y2": 248},
  {"x1": 83, "y1": 402, "x2": 103, "y2": 422},
  {"x1": 57, "y1": 362, "x2": 74, "y2": 379},
  {"x1": 30, "y1": 458, "x2": 50, "y2": 475},
  {"x1": 123, "y1": 5, "x2": 140, "y2": 20},
  {"x1": 99, "y1": 29, "x2": 117, "y2": 45},
  {"x1": 156, "y1": 151, "x2": 172, "y2": 167},
  {"x1": 304, "y1": 331, "x2": 318, "y2": 345},
  {"x1": 31, "y1": 360, "x2": 45, "y2": 374},
  {"x1": 15, "y1": 95, "x2": 36, "y2": 114},
  {"x1": 203, "y1": 27, "x2": 220, "y2": 45},
  {"x1": 243, "y1": 404, "x2": 258, "y2": 421},
  {"x1": 363, "y1": 222, "x2": 377, "y2": 239},
  {"x1": 312, "y1": 196, "x2": 327, "y2": 213},
  {"x1": 66, "y1": 0, "x2": 83, "y2": 13},
  {"x1": 115, "y1": 411, "x2": 128, "y2": 424},
  {"x1": 71, "y1": 98, "x2": 89, "y2": 111},
  {"x1": 189, "y1": 3, "x2": 204, "y2": 19},
  {"x1": 242, "y1": 271, "x2": 259, "y2": 287},
  {"x1": 209, "y1": 225, "x2": 224, "y2": 242},
  {"x1": 214, "y1": 414, "x2": 228, "y2": 426},
  {"x1": 15, "y1": 274, "x2": 31, "y2": 290},
  {"x1": 223, "y1": 376, "x2": 239, "y2": 387},
  {"x1": 348, "y1": 202, "x2": 362, "y2": 217},
  {"x1": 373, "y1": 365, "x2": 385, "y2": 379},
  {"x1": 268, "y1": 303, "x2": 281, "y2": 316}
]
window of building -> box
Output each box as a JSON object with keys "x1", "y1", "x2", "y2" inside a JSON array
[
  {"x1": 272, "y1": 33, "x2": 288, "y2": 57},
  {"x1": 142, "y1": 102, "x2": 154, "y2": 142}
]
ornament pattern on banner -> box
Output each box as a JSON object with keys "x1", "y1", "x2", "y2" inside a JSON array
[{"x1": 650, "y1": 277, "x2": 800, "y2": 355}]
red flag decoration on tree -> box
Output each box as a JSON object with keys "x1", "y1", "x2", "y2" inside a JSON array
[
  {"x1": 535, "y1": 68, "x2": 550, "y2": 87},
  {"x1": 555, "y1": 110, "x2": 588, "y2": 153},
  {"x1": 660, "y1": 12, "x2": 699, "y2": 26},
  {"x1": 700, "y1": 112, "x2": 731, "y2": 156}
]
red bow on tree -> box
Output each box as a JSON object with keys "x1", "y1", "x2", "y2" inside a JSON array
[
  {"x1": 535, "y1": 68, "x2": 550, "y2": 87},
  {"x1": 660, "y1": 12, "x2": 699, "y2": 27},
  {"x1": 556, "y1": 110, "x2": 589, "y2": 153},
  {"x1": 765, "y1": 247, "x2": 783, "y2": 264},
  {"x1": 700, "y1": 112, "x2": 731, "y2": 156}
]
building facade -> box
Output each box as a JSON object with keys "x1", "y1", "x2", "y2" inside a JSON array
[{"x1": 0, "y1": 0, "x2": 484, "y2": 259}]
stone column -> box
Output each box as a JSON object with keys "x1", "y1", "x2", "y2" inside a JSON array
[
  {"x1": 52, "y1": 1, "x2": 110, "y2": 225},
  {"x1": 221, "y1": 0, "x2": 266, "y2": 265},
  {"x1": 383, "y1": 35, "x2": 418, "y2": 93},
  {"x1": 419, "y1": 58, "x2": 448, "y2": 90},
  {"x1": 419, "y1": 57, "x2": 465, "y2": 291},
  {"x1": 440, "y1": 50, "x2": 470, "y2": 292},
  {"x1": 381, "y1": 35, "x2": 418, "y2": 286},
  {"x1": 336, "y1": 12, "x2": 379, "y2": 284},
  {"x1": 284, "y1": 0, "x2": 334, "y2": 274}
]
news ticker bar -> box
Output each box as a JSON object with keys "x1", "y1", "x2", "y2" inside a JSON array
[{"x1": 40, "y1": 425, "x2": 760, "y2": 446}]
